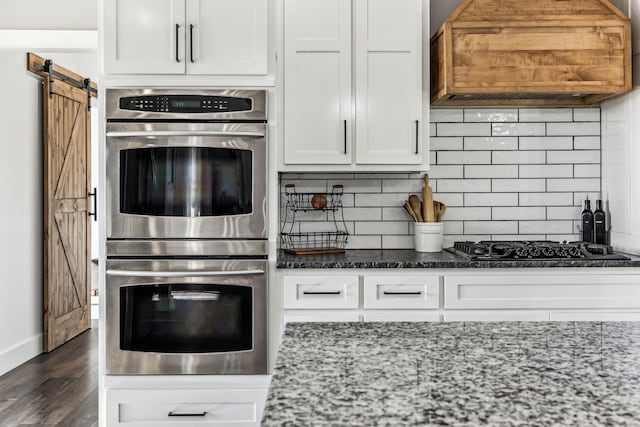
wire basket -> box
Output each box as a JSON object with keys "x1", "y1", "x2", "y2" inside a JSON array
[
  {"x1": 280, "y1": 184, "x2": 349, "y2": 255},
  {"x1": 280, "y1": 231, "x2": 349, "y2": 255}
]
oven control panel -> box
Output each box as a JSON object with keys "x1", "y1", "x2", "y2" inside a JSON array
[{"x1": 119, "y1": 95, "x2": 253, "y2": 114}]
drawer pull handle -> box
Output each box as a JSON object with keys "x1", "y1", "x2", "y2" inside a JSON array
[
  {"x1": 303, "y1": 291, "x2": 341, "y2": 295},
  {"x1": 168, "y1": 411, "x2": 207, "y2": 417},
  {"x1": 383, "y1": 291, "x2": 422, "y2": 296}
]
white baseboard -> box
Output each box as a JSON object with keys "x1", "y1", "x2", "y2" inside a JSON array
[{"x1": 0, "y1": 334, "x2": 43, "y2": 377}]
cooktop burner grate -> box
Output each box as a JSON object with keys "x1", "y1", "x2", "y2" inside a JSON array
[{"x1": 446, "y1": 240, "x2": 629, "y2": 260}]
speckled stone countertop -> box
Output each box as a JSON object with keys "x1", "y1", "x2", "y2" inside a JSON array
[
  {"x1": 262, "y1": 322, "x2": 640, "y2": 426},
  {"x1": 276, "y1": 249, "x2": 640, "y2": 269}
]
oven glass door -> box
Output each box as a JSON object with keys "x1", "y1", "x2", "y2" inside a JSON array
[
  {"x1": 106, "y1": 259, "x2": 267, "y2": 375},
  {"x1": 120, "y1": 147, "x2": 252, "y2": 217},
  {"x1": 106, "y1": 123, "x2": 267, "y2": 239},
  {"x1": 120, "y1": 283, "x2": 252, "y2": 353}
]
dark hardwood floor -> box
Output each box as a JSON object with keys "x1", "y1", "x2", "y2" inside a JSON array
[{"x1": 0, "y1": 325, "x2": 98, "y2": 427}]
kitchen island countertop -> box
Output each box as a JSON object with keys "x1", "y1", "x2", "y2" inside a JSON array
[
  {"x1": 276, "y1": 249, "x2": 640, "y2": 269},
  {"x1": 262, "y1": 321, "x2": 640, "y2": 426}
]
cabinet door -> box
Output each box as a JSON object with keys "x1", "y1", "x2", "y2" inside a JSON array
[
  {"x1": 283, "y1": 0, "x2": 352, "y2": 164},
  {"x1": 354, "y1": 0, "x2": 423, "y2": 165},
  {"x1": 106, "y1": 388, "x2": 267, "y2": 426},
  {"x1": 104, "y1": 0, "x2": 186, "y2": 74},
  {"x1": 186, "y1": 0, "x2": 268, "y2": 75}
]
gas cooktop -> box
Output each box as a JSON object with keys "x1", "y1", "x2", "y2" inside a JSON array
[{"x1": 446, "y1": 241, "x2": 630, "y2": 261}]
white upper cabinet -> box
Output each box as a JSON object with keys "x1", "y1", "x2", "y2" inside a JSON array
[
  {"x1": 282, "y1": 0, "x2": 427, "y2": 170},
  {"x1": 354, "y1": 0, "x2": 423, "y2": 165},
  {"x1": 103, "y1": 0, "x2": 268, "y2": 75},
  {"x1": 283, "y1": 0, "x2": 352, "y2": 164}
]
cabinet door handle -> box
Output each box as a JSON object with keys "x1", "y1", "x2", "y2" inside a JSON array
[
  {"x1": 189, "y1": 24, "x2": 194, "y2": 63},
  {"x1": 168, "y1": 411, "x2": 207, "y2": 417},
  {"x1": 415, "y1": 120, "x2": 419, "y2": 154},
  {"x1": 175, "y1": 24, "x2": 181, "y2": 63},
  {"x1": 88, "y1": 187, "x2": 97, "y2": 222},
  {"x1": 343, "y1": 120, "x2": 347, "y2": 154},
  {"x1": 383, "y1": 291, "x2": 422, "y2": 296},
  {"x1": 303, "y1": 291, "x2": 342, "y2": 295}
]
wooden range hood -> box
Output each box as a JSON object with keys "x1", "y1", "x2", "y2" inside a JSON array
[{"x1": 430, "y1": 0, "x2": 632, "y2": 106}]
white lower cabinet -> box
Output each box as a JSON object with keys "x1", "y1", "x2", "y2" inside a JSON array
[
  {"x1": 443, "y1": 310, "x2": 550, "y2": 322},
  {"x1": 284, "y1": 310, "x2": 361, "y2": 323},
  {"x1": 363, "y1": 310, "x2": 440, "y2": 322},
  {"x1": 283, "y1": 275, "x2": 359, "y2": 309},
  {"x1": 363, "y1": 275, "x2": 439, "y2": 309},
  {"x1": 445, "y1": 274, "x2": 640, "y2": 310},
  {"x1": 106, "y1": 388, "x2": 268, "y2": 426}
]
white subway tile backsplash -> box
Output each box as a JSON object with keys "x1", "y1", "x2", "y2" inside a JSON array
[
  {"x1": 492, "y1": 207, "x2": 546, "y2": 220},
  {"x1": 432, "y1": 193, "x2": 465, "y2": 207},
  {"x1": 437, "y1": 179, "x2": 492, "y2": 193},
  {"x1": 381, "y1": 179, "x2": 425, "y2": 193},
  {"x1": 547, "y1": 122, "x2": 600, "y2": 136},
  {"x1": 519, "y1": 221, "x2": 573, "y2": 234},
  {"x1": 574, "y1": 164, "x2": 601, "y2": 178},
  {"x1": 519, "y1": 164, "x2": 573, "y2": 178},
  {"x1": 492, "y1": 179, "x2": 546, "y2": 192},
  {"x1": 546, "y1": 178, "x2": 600, "y2": 192},
  {"x1": 546, "y1": 150, "x2": 600, "y2": 164},
  {"x1": 464, "y1": 193, "x2": 518, "y2": 207},
  {"x1": 430, "y1": 137, "x2": 463, "y2": 151},
  {"x1": 492, "y1": 151, "x2": 546, "y2": 164},
  {"x1": 519, "y1": 193, "x2": 573, "y2": 206},
  {"x1": 438, "y1": 151, "x2": 491, "y2": 164},
  {"x1": 573, "y1": 136, "x2": 600, "y2": 150},
  {"x1": 518, "y1": 108, "x2": 572, "y2": 122},
  {"x1": 443, "y1": 221, "x2": 464, "y2": 234},
  {"x1": 464, "y1": 109, "x2": 518, "y2": 122},
  {"x1": 464, "y1": 137, "x2": 518, "y2": 151},
  {"x1": 465, "y1": 165, "x2": 518, "y2": 178},
  {"x1": 331, "y1": 179, "x2": 382, "y2": 193},
  {"x1": 573, "y1": 108, "x2": 600, "y2": 122},
  {"x1": 354, "y1": 221, "x2": 409, "y2": 235},
  {"x1": 492, "y1": 122, "x2": 545, "y2": 136},
  {"x1": 342, "y1": 207, "x2": 382, "y2": 221},
  {"x1": 429, "y1": 165, "x2": 464, "y2": 179},
  {"x1": 381, "y1": 235, "x2": 414, "y2": 249},
  {"x1": 444, "y1": 207, "x2": 492, "y2": 221},
  {"x1": 519, "y1": 136, "x2": 573, "y2": 150},
  {"x1": 355, "y1": 193, "x2": 407, "y2": 207},
  {"x1": 347, "y1": 235, "x2": 382, "y2": 249},
  {"x1": 280, "y1": 106, "x2": 603, "y2": 249},
  {"x1": 437, "y1": 122, "x2": 491, "y2": 136},
  {"x1": 547, "y1": 206, "x2": 581, "y2": 220},
  {"x1": 430, "y1": 108, "x2": 463, "y2": 122},
  {"x1": 465, "y1": 221, "x2": 518, "y2": 234}
]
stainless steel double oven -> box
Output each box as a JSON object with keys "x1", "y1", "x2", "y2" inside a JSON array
[{"x1": 105, "y1": 89, "x2": 268, "y2": 375}]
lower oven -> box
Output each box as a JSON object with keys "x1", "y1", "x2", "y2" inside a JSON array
[{"x1": 105, "y1": 257, "x2": 267, "y2": 375}]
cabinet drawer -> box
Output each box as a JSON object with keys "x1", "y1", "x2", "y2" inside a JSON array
[
  {"x1": 283, "y1": 275, "x2": 359, "y2": 309},
  {"x1": 363, "y1": 275, "x2": 439, "y2": 309},
  {"x1": 106, "y1": 388, "x2": 267, "y2": 426},
  {"x1": 445, "y1": 274, "x2": 640, "y2": 310},
  {"x1": 284, "y1": 310, "x2": 361, "y2": 323}
]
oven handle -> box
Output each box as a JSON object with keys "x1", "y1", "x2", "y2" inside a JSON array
[
  {"x1": 106, "y1": 269, "x2": 265, "y2": 277},
  {"x1": 106, "y1": 130, "x2": 265, "y2": 138}
]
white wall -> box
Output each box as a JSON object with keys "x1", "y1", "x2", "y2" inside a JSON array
[
  {"x1": 0, "y1": 0, "x2": 97, "y2": 30},
  {"x1": 0, "y1": 44, "x2": 97, "y2": 374}
]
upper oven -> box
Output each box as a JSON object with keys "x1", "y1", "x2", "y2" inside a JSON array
[{"x1": 105, "y1": 89, "x2": 267, "y2": 240}]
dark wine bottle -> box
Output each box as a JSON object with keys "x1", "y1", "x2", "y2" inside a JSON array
[
  {"x1": 581, "y1": 198, "x2": 594, "y2": 243},
  {"x1": 594, "y1": 200, "x2": 606, "y2": 244}
]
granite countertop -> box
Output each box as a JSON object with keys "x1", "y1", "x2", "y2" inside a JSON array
[
  {"x1": 262, "y1": 322, "x2": 640, "y2": 426},
  {"x1": 276, "y1": 249, "x2": 640, "y2": 269}
]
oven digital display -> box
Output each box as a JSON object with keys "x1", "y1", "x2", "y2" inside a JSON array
[{"x1": 171, "y1": 99, "x2": 200, "y2": 108}]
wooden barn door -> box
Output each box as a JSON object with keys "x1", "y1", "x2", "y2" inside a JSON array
[{"x1": 43, "y1": 78, "x2": 92, "y2": 352}]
